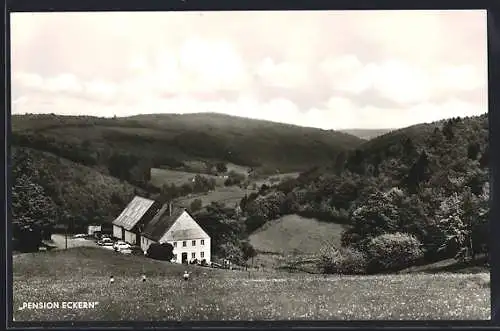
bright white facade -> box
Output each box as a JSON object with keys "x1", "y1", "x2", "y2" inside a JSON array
[{"x1": 141, "y1": 209, "x2": 211, "y2": 264}]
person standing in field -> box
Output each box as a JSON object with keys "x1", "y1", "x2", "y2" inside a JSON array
[{"x1": 183, "y1": 270, "x2": 190, "y2": 281}]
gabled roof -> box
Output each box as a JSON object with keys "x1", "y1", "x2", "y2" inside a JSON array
[
  {"x1": 141, "y1": 205, "x2": 185, "y2": 241},
  {"x1": 167, "y1": 227, "x2": 209, "y2": 241},
  {"x1": 142, "y1": 205, "x2": 210, "y2": 242},
  {"x1": 112, "y1": 196, "x2": 156, "y2": 231}
]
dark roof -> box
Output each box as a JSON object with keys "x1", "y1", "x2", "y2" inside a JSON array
[
  {"x1": 141, "y1": 205, "x2": 185, "y2": 241},
  {"x1": 166, "y1": 228, "x2": 209, "y2": 241},
  {"x1": 112, "y1": 196, "x2": 156, "y2": 231}
]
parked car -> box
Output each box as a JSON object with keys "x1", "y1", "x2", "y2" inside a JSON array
[
  {"x1": 211, "y1": 262, "x2": 223, "y2": 269},
  {"x1": 119, "y1": 248, "x2": 132, "y2": 255},
  {"x1": 73, "y1": 234, "x2": 87, "y2": 239},
  {"x1": 114, "y1": 241, "x2": 131, "y2": 252},
  {"x1": 97, "y1": 238, "x2": 114, "y2": 246}
]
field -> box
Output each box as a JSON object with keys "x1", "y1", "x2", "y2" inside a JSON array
[
  {"x1": 250, "y1": 215, "x2": 344, "y2": 255},
  {"x1": 149, "y1": 168, "x2": 222, "y2": 188},
  {"x1": 13, "y1": 247, "x2": 490, "y2": 321},
  {"x1": 174, "y1": 186, "x2": 255, "y2": 208},
  {"x1": 248, "y1": 215, "x2": 344, "y2": 270},
  {"x1": 250, "y1": 172, "x2": 301, "y2": 188}
]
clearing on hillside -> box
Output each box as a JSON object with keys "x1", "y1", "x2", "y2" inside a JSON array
[
  {"x1": 13, "y1": 247, "x2": 490, "y2": 321},
  {"x1": 175, "y1": 186, "x2": 255, "y2": 208},
  {"x1": 250, "y1": 172, "x2": 301, "y2": 188},
  {"x1": 249, "y1": 214, "x2": 345, "y2": 255},
  {"x1": 150, "y1": 168, "x2": 223, "y2": 188}
]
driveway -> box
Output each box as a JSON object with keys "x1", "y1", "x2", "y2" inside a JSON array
[{"x1": 51, "y1": 234, "x2": 98, "y2": 250}]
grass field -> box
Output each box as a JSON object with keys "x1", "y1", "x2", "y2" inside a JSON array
[
  {"x1": 248, "y1": 215, "x2": 344, "y2": 271},
  {"x1": 249, "y1": 215, "x2": 345, "y2": 255},
  {"x1": 250, "y1": 172, "x2": 301, "y2": 188},
  {"x1": 174, "y1": 186, "x2": 255, "y2": 208},
  {"x1": 13, "y1": 247, "x2": 490, "y2": 321},
  {"x1": 150, "y1": 168, "x2": 223, "y2": 188}
]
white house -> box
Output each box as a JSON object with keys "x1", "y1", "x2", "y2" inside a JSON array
[
  {"x1": 140, "y1": 204, "x2": 211, "y2": 264},
  {"x1": 112, "y1": 196, "x2": 161, "y2": 245}
]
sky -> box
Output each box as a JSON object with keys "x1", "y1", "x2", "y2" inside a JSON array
[{"x1": 10, "y1": 10, "x2": 487, "y2": 130}]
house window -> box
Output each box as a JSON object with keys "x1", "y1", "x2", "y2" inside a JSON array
[
  {"x1": 173, "y1": 254, "x2": 177, "y2": 261},
  {"x1": 182, "y1": 241, "x2": 186, "y2": 247},
  {"x1": 192, "y1": 240, "x2": 196, "y2": 246},
  {"x1": 200, "y1": 252, "x2": 204, "y2": 258},
  {"x1": 173, "y1": 242, "x2": 177, "y2": 247},
  {"x1": 191, "y1": 252, "x2": 196, "y2": 259},
  {"x1": 201, "y1": 239, "x2": 205, "y2": 245}
]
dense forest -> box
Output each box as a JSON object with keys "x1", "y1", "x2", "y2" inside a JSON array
[
  {"x1": 11, "y1": 112, "x2": 490, "y2": 274},
  {"x1": 238, "y1": 114, "x2": 489, "y2": 273}
]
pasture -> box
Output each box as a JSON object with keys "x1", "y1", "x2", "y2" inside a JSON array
[
  {"x1": 249, "y1": 215, "x2": 344, "y2": 255},
  {"x1": 150, "y1": 168, "x2": 222, "y2": 188},
  {"x1": 250, "y1": 172, "x2": 301, "y2": 188},
  {"x1": 248, "y1": 215, "x2": 344, "y2": 270},
  {"x1": 13, "y1": 247, "x2": 490, "y2": 321},
  {"x1": 174, "y1": 186, "x2": 255, "y2": 208}
]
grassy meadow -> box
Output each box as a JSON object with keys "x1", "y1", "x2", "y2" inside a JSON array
[
  {"x1": 13, "y1": 247, "x2": 490, "y2": 321},
  {"x1": 248, "y1": 215, "x2": 344, "y2": 271},
  {"x1": 249, "y1": 215, "x2": 344, "y2": 254},
  {"x1": 150, "y1": 168, "x2": 223, "y2": 188},
  {"x1": 175, "y1": 186, "x2": 255, "y2": 208}
]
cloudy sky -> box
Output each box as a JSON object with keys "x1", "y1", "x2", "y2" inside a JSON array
[{"x1": 10, "y1": 10, "x2": 487, "y2": 130}]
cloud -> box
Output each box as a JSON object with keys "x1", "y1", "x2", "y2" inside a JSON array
[{"x1": 10, "y1": 10, "x2": 487, "y2": 129}]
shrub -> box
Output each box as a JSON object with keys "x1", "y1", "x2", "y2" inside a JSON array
[
  {"x1": 365, "y1": 232, "x2": 424, "y2": 273},
  {"x1": 189, "y1": 199, "x2": 203, "y2": 213},
  {"x1": 130, "y1": 246, "x2": 144, "y2": 256},
  {"x1": 318, "y1": 244, "x2": 367, "y2": 275},
  {"x1": 146, "y1": 242, "x2": 174, "y2": 261}
]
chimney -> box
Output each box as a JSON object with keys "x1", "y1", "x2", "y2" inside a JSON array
[{"x1": 169, "y1": 201, "x2": 172, "y2": 216}]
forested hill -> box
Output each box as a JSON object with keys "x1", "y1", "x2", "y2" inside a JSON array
[
  {"x1": 11, "y1": 113, "x2": 364, "y2": 178},
  {"x1": 11, "y1": 146, "x2": 145, "y2": 251},
  {"x1": 240, "y1": 114, "x2": 489, "y2": 272}
]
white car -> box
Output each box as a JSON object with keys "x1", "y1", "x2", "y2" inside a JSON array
[
  {"x1": 114, "y1": 242, "x2": 131, "y2": 252},
  {"x1": 97, "y1": 238, "x2": 114, "y2": 246}
]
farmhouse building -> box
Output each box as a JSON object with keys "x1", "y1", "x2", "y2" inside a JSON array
[
  {"x1": 140, "y1": 204, "x2": 211, "y2": 264},
  {"x1": 112, "y1": 196, "x2": 161, "y2": 245}
]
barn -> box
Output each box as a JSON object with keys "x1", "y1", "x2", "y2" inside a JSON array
[
  {"x1": 140, "y1": 204, "x2": 211, "y2": 264},
  {"x1": 112, "y1": 196, "x2": 161, "y2": 245}
]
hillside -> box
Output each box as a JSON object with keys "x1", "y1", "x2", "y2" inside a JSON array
[
  {"x1": 240, "y1": 113, "x2": 489, "y2": 273},
  {"x1": 249, "y1": 214, "x2": 344, "y2": 255},
  {"x1": 11, "y1": 113, "x2": 364, "y2": 178},
  {"x1": 11, "y1": 146, "x2": 143, "y2": 233},
  {"x1": 339, "y1": 128, "x2": 393, "y2": 140}
]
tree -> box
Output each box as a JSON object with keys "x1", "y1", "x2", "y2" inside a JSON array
[
  {"x1": 215, "y1": 162, "x2": 228, "y2": 173},
  {"x1": 146, "y1": 243, "x2": 174, "y2": 261},
  {"x1": 404, "y1": 150, "x2": 430, "y2": 193},
  {"x1": 436, "y1": 186, "x2": 489, "y2": 261},
  {"x1": 365, "y1": 232, "x2": 424, "y2": 273},
  {"x1": 241, "y1": 241, "x2": 258, "y2": 269},
  {"x1": 189, "y1": 199, "x2": 203, "y2": 213},
  {"x1": 341, "y1": 191, "x2": 400, "y2": 248},
  {"x1": 467, "y1": 142, "x2": 481, "y2": 160}
]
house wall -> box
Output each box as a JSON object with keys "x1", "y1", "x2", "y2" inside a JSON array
[
  {"x1": 124, "y1": 230, "x2": 138, "y2": 245},
  {"x1": 160, "y1": 211, "x2": 211, "y2": 264},
  {"x1": 112, "y1": 225, "x2": 123, "y2": 240},
  {"x1": 169, "y1": 237, "x2": 211, "y2": 264},
  {"x1": 140, "y1": 236, "x2": 155, "y2": 253}
]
